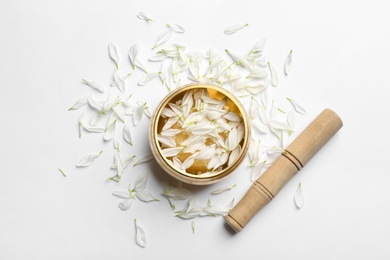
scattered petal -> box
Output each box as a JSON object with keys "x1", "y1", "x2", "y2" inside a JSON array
[
  {"x1": 210, "y1": 184, "x2": 236, "y2": 195},
  {"x1": 287, "y1": 98, "x2": 307, "y2": 115},
  {"x1": 136, "y1": 190, "x2": 160, "y2": 202},
  {"x1": 76, "y1": 151, "x2": 103, "y2": 167},
  {"x1": 123, "y1": 122, "x2": 133, "y2": 145},
  {"x1": 104, "y1": 120, "x2": 116, "y2": 141},
  {"x1": 166, "y1": 23, "x2": 186, "y2": 33},
  {"x1": 108, "y1": 43, "x2": 120, "y2": 69},
  {"x1": 134, "y1": 219, "x2": 147, "y2": 248},
  {"x1": 268, "y1": 61, "x2": 279, "y2": 87},
  {"x1": 152, "y1": 29, "x2": 174, "y2": 50},
  {"x1": 68, "y1": 95, "x2": 90, "y2": 111},
  {"x1": 284, "y1": 50, "x2": 293, "y2": 75},
  {"x1": 251, "y1": 160, "x2": 266, "y2": 181},
  {"x1": 294, "y1": 182, "x2": 305, "y2": 209},
  {"x1": 82, "y1": 79, "x2": 105, "y2": 93},
  {"x1": 133, "y1": 153, "x2": 154, "y2": 167},
  {"x1": 138, "y1": 72, "x2": 160, "y2": 86},
  {"x1": 224, "y1": 23, "x2": 249, "y2": 35},
  {"x1": 128, "y1": 43, "x2": 140, "y2": 70},
  {"x1": 137, "y1": 11, "x2": 153, "y2": 22}
]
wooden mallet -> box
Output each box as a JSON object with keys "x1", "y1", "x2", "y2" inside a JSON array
[{"x1": 225, "y1": 108, "x2": 343, "y2": 232}]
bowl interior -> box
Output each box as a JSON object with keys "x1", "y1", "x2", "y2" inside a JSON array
[{"x1": 152, "y1": 84, "x2": 250, "y2": 182}]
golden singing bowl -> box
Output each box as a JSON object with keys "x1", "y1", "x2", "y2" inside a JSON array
[{"x1": 149, "y1": 83, "x2": 250, "y2": 185}]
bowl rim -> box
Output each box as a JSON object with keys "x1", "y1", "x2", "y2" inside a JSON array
[{"x1": 149, "y1": 83, "x2": 250, "y2": 184}]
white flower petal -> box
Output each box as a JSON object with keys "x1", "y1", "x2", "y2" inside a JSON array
[
  {"x1": 137, "y1": 11, "x2": 153, "y2": 22},
  {"x1": 269, "y1": 120, "x2": 294, "y2": 132},
  {"x1": 112, "y1": 191, "x2": 131, "y2": 199},
  {"x1": 133, "y1": 104, "x2": 145, "y2": 126},
  {"x1": 152, "y1": 29, "x2": 174, "y2": 50},
  {"x1": 268, "y1": 61, "x2": 279, "y2": 87},
  {"x1": 182, "y1": 152, "x2": 199, "y2": 170},
  {"x1": 166, "y1": 23, "x2": 186, "y2": 33},
  {"x1": 162, "y1": 147, "x2": 183, "y2": 157},
  {"x1": 82, "y1": 79, "x2": 105, "y2": 93},
  {"x1": 123, "y1": 122, "x2": 133, "y2": 145},
  {"x1": 128, "y1": 43, "x2": 140, "y2": 70},
  {"x1": 294, "y1": 182, "x2": 305, "y2": 209},
  {"x1": 284, "y1": 50, "x2": 293, "y2": 75},
  {"x1": 228, "y1": 145, "x2": 241, "y2": 167},
  {"x1": 119, "y1": 198, "x2": 134, "y2": 211},
  {"x1": 160, "y1": 128, "x2": 181, "y2": 137},
  {"x1": 68, "y1": 95, "x2": 90, "y2": 111},
  {"x1": 223, "y1": 111, "x2": 241, "y2": 122},
  {"x1": 138, "y1": 72, "x2": 160, "y2": 86},
  {"x1": 163, "y1": 186, "x2": 192, "y2": 201},
  {"x1": 104, "y1": 120, "x2": 116, "y2": 141},
  {"x1": 108, "y1": 43, "x2": 120, "y2": 69},
  {"x1": 134, "y1": 219, "x2": 147, "y2": 248},
  {"x1": 210, "y1": 184, "x2": 236, "y2": 195},
  {"x1": 76, "y1": 151, "x2": 103, "y2": 167},
  {"x1": 136, "y1": 191, "x2": 160, "y2": 202},
  {"x1": 81, "y1": 124, "x2": 105, "y2": 133},
  {"x1": 162, "y1": 116, "x2": 179, "y2": 131},
  {"x1": 251, "y1": 160, "x2": 266, "y2": 181},
  {"x1": 227, "y1": 127, "x2": 238, "y2": 151},
  {"x1": 134, "y1": 172, "x2": 148, "y2": 192},
  {"x1": 224, "y1": 23, "x2": 249, "y2": 35},
  {"x1": 157, "y1": 135, "x2": 176, "y2": 148},
  {"x1": 248, "y1": 39, "x2": 266, "y2": 56},
  {"x1": 287, "y1": 98, "x2": 307, "y2": 115},
  {"x1": 133, "y1": 153, "x2": 154, "y2": 167},
  {"x1": 111, "y1": 69, "x2": 126, "y2": 92}
]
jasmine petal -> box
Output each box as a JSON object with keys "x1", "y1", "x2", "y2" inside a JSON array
[
  {"x1": 68, "y1": 95, "x2": 90, "y2": 111},
  {"x1": 196, "y1": 144, "x2": 216, "y2": 160},
  {"x1": 251, "y1": 160, "x2": 266, "y2": 181},
  {"x1": 248, "y1": 39, "x2": 266, "y2": 56},
  {"x1": 81, "y1": 123, "x2": 105, "y2": 133},
  {"x1": 286, "y1": 98, "x2": 307, "y2": 115},
  {"x1": 160, "y1": 128, "x2": 181, "y2": 137},
  {"x1": 82, "y1": 79, "x2": 105, "y2": 93},
  {"x1": 119, "y1": 198, "x2": 134, "y2": 211},
  {"x1": 269, "y1": 120, "x2": 294, "y2": 132},
  {"x1": 128, "y1": 43, "x2": 140, "y2": 70},
  {"x1": 166, "y1": 23, "x2": 186, "y2": 33},
  {"x1": 113, "y1": 139, "x2": 120, "y2": 152},
  {"x1": 186, "y1": 124, "x2": 215, "y2": 135},
  {"x1": 158, "y1": 135, "x2": 176, "y2": 148},
  {"x1": 182, "y1": 111, "x2": 206, "y2": 128},
  {"x1": 162, "y1": 147, "x2": 183, "y2": 157},
  {"x1": 248, "y1": 138, "x2": 261, "y2": 166},
  {"x1": 108, "y1": 43, "x2": 120, "y2": 69},
  {"x1": 133, "y1": 104, "x2": 145, "y2": 126},
  {"x1": 245, "y1": 82, "x2": 267, "y2": 95},
  {"x1": 123, "y1": 122, "x2": 133, "y2": 145},
  {"x1": 152, "y1": 29, "x2": 174, "y2": 50},
  {"x1": 161, "y1": 107, "x2": 177, "y2": 118},
  {"x1": 294, "y1": 182, "x2": 304, "y2": 209},
  {"x1": 224, "y1": 23, "x2": 249, "y2": 35},
  {"x1": 172, "y1": 157, "x2": 183, "y2": 170},
  {"x1": 268, "y1": 61, "x2": 278, "y2": 87},
  {"x1": 112, "y1": 191, "x2": 131, "y2": 199},
  {"x1": 133, "y1": 153, "x2": 154, "y2": 167},
  {"x1": 228, "y1": 145, "x2": 241, "y2": 166},
  {"x1": 287, "y1": 110, "x2": 296, "y2": 129},
  {"x1": 182, "y1": 152, "x2": 199, "y2": 170},
  {"x1": 227, "y1": 127, "x2": 238, "y2": 151},
  {"x1": 76, "y1": 151, "x2": 103, "y2": 167},
  {"x1": 104, "y1": 120, "x2": 116, "y2": 141},
  {"x1": 284, "y1": 50, "x2": 293, "y2": 75},
  {"x1": 110, "y1": 68, "x2": 126, "y2": 92},
  {"x1": 121, "y1": 155, "x2": 136, "y2": 169},
  {"x1": 210, "y1": 184, "x2": 236, "y2": 195},
  {"x1": 162, "y1": 116, "x2": 179, "y2": 131},
  {"x1": 134, "y1": 219, "x2": 147, "y2": 248},
  {"x1": 137, "y1": 11, "x2": 153, "y2": 22},
  {"x1": 162, "y1": 184, "x2": 192, "y2": 200},
  {"x1": 203, "y1": 198, "x2": 235, "y2": 216},
  {"x1": 223, "y1": 111, "x2": 241, "y2": 122},
  {"x1": 138, "y1": 72, "x2": 160, "y2": 86},
  {"x1": 136, "y1": 191, "x2": 160, "y2": 202}
]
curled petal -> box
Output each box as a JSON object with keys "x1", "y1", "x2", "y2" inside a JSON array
[
  {"x1": 137, "y1": 11, "x2": 153, "y2": 22},
  {"x1": 287, "y1": 97, "x2": 307, "y2": 115},
  {"x1": 284, "y1": 50, "x2": 293, "y2": 75},
  {"x1": 224, "y1": 23, "x2": 249, "y2": 35}
]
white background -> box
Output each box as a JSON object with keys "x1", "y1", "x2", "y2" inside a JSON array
[{"x1": 1, "y1": 0, "x2": 389, "y2": 259}]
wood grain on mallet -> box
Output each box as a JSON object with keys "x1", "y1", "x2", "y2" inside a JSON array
[{"x1": 225, "y1": 108, "x2": 343, "y2": 232}]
